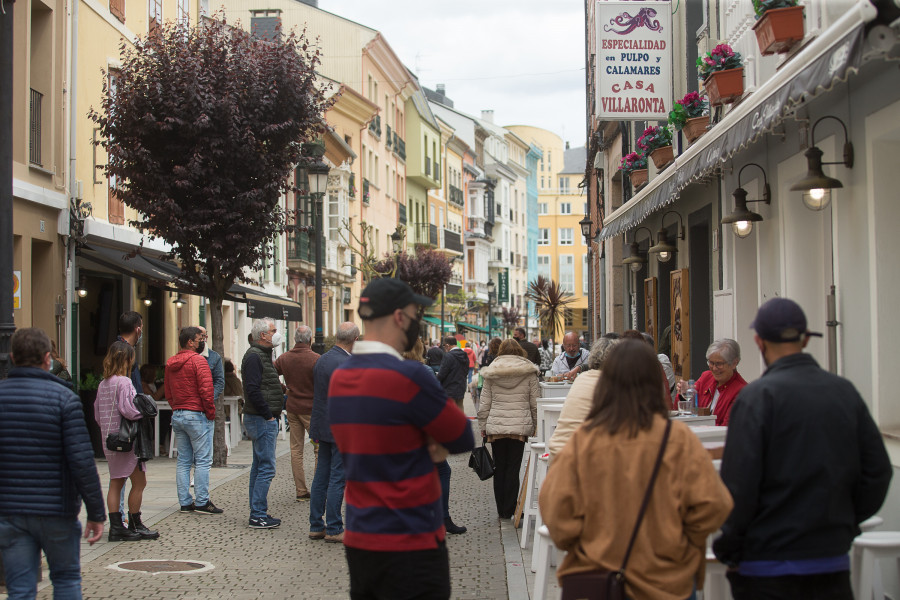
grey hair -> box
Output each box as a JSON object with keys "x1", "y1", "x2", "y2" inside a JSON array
[
  {"x1": 335, "y1": 322, "x2": 360, "y2": 343},
  {"x1": 294, "y1": 325, "x2": 313, "y2": 345},
  {"x1": 706, "y1": 338, "x2": 741, "y2": 363},
  {"x1": 587, "y1": 336, "x2": 620, "y2": 370},
  {"x1": 250, "y1": 318, "x2": 275, "y2": 342}
]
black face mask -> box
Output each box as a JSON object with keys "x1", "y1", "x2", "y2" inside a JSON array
[
  {"x1": 403, "y1": 317, "x2": 420, "y2": 352},
  {"x1": 196, "y1": 341, "x2": 206, "y2": 354}
]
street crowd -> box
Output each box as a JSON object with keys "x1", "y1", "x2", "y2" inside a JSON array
[{"x1": 0, "y1": 278, "x2": 893, "y2": 600}]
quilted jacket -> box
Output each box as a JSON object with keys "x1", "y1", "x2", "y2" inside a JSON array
[
  {"x1": 0, "y1": 367, "x2": 106, "y2": 522},
  {"x1": 165, "y1": 349, "x2": 215, "y2": 420},
  {"x1": 477, "y1": 355, "x2": 541, "y2": 438}
]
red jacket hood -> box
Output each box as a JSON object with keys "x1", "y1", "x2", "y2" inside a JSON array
[{"x1": 167, "y1": 348, "x2": 199, "y2": 372}]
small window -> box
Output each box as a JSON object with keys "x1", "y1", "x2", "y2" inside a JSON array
[
  {"x1": 559, "y1": 255, "x2": 574, "y2": 293},
  {"x1": 560, "y1": 177, "x2": 570, "y2": 194},
  {"x1": 538, "y1": 203, "x2": 548, "y2": 215},
  {"x1": 149, "y1": 0, "x2": 162, "y2": 34},
  {"x1": 559, "y1": 228, "x2": 573, "y2": 246},
  {"x1": 537, "y1": 255, "x2": 551, "y2": 280},
  {"x1": 538, "y1": 228, "x2": 551, "y2": 246},
  {"x1": 560, "y1": 202, "x2": 571, "y2": 215}
]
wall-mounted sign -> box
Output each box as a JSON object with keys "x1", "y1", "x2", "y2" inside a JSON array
[
  {"x1": 595, "y1": 1, "x2": 672, "y2": 120},
  {"x1": 13, "y1": 271, "x2": 21, "y2": 310},
  {"x1": 498, "y1": 268, "x2": 509, "y2": 304}
]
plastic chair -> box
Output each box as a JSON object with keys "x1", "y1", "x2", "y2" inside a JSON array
[
  {"x1": 851, "y1": 531, "x2": 900, "y2": 600},
  {"x1": 520, "y1": 441, "x2": 544, "y2": 549},
  {"x1": 531, "y1": 453, "x2": 552, "y2": 572},
  {"x1": 279, "y1": 412, "x2": 288, "y2": 440},
  {"x1": 703, "y1": 546, "x2": 731, "y2": 600},
  {"x1": 533, "y1": 525, "x2": 557, "y2": 600},
  {"x1": 168, "y1": 428, "x2": 177, "y2": 458}
]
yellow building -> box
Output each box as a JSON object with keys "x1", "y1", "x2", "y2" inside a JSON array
[{"x1": 508, "y1": 126, "x2": 589, "y2": 341}]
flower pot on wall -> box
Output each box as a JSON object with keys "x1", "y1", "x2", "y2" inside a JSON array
[
  {"x1": 630, "y1": 169, "x2": 648, "y2": 190},
  {"x1": 704, "y1": 68, "x2": 744, "y2": 106},
  {"x1": 649, "y1": 145, "x2": 674, "y2": 170},
  {"x1": 683, "y1": 115, "x2": 710, "y2": 144},
  {"x1": 753, "y1": 6, "x2": 805, "y2": 55}
]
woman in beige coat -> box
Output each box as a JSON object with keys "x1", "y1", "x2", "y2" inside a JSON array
[
  {"x1": 477, "y1": 338, "x2": 541, "y2": 519},
  {"x1": 541, "y1": 340, "x2": 732, "y2": 600}
]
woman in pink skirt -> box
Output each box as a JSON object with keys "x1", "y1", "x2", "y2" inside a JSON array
[{"x1": 95, "y1": 341, "x2": 158, "y2": 542}]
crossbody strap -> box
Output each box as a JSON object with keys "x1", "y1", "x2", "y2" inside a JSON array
[{"x1": 619, "y1": 419, "x2": 672, "y2": 572}]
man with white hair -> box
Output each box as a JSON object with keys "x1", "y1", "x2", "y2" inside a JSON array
[
  {"x1": 241, "y1": 318, "x2": 285, "y2": 529},
  {"x1": 274, "y1": 325, "x2": 320, "y2": 501}
]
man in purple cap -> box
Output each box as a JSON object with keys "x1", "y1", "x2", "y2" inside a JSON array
[
  {"x1": 328, "y1": 278, "x2": 475, "y2": 599},
  {"x1": 714, "y1": 297, "x2": 892, "y2": 600}
]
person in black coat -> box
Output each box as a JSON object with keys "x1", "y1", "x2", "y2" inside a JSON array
[
  {"x1": 0, "y1": 328, "x2": 106, "y2": 598},
  {"x1": 436, "y1": 336, "x2": 469, "y2": 410},
  {"x1": 425, "y1": 342, "x2": 445, "y2": 375}
]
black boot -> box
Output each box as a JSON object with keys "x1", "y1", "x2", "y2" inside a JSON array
[
  {"x1": 108, "y1": 511, "x2": 141, "y2": 542},
  {"x1": 128, "y1": 511, "x2": 160, "y2": 540}
]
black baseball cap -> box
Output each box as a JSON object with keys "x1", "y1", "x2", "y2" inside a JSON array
[
  {"x1": 357, "y1": 278, "x2": 433, "y2": 320},
  {"x1": 751, "y1": 297, "x2": 823, "y2": 342}
]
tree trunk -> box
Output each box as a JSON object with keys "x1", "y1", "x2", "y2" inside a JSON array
[{"x1": 209, "y1": 297, "x2": 228, "y2": 467}]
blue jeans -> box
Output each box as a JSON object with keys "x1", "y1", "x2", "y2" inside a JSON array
[
  {"x1": 172, "y1": 410, "x2": 213, "y2": 507},
  {"x1": 0, "y1": 515, "x2": 83, "y2": 600},
  {"x1": 244, "y1": 414, "x2": 278, "y2": 519},
  {"x1": 309, "y1": 440, "x2": 345, "y2": 535}
]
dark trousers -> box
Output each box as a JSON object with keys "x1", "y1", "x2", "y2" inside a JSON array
[
  {"x1": 435, "y1": 460, "x2": 451, "y2": 520},
  {"x1": 346, "y1": 542, "x2": 450, "y2": 600},
  {"x1": 491, "y1": 438, "x2": 525, "y2": 518},
  {"x1": 726, "y1": 570, "x2": 853, "y2": 600}
]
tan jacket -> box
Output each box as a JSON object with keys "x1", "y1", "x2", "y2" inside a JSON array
[
  {"x1": 477, "y1": 355, "x2": 540, "y2": 438},
  {"x1": 540, "y1": 416, "x2": 733, "y2": 600},
  {"x1": 547, "y1": 370, "x2": 601, "y2": 460}
]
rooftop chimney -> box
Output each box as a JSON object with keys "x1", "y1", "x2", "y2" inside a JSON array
[
  {"x1": 436, "y1": 83, "x2": 445, "y2": 95},
  {"x1": 481, "y1": 110, "x2": 494, "y2": 124}
]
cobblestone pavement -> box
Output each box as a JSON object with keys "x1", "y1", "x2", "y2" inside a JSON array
[{"x1": 18, "y1": 397, "x2": 546, "y2": 600}]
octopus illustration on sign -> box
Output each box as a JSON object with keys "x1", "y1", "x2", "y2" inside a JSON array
[{"x1": 603, "y1": 8, "x2": 663, "y2": 35}]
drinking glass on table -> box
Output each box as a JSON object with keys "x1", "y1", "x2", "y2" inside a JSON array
[{"x1": 677, "y1": 400, "x2": 692, "y2": 415}]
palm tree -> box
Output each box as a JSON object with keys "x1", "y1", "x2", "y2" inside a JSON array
[
  {"x1": 501, "y1": 306, "x2": 522, "y2": 338},
  {"x1": 526, "y1": 276, "x2": 575, "y2": 348}
]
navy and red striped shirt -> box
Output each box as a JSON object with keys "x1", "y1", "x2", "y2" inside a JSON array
[{"x1": 328, "y1": 341, "x2": 475, "y2": 551}]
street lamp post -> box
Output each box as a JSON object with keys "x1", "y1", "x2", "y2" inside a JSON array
[
  {"x1": 301, "y1": 145, "x2": 330, "y2": 356},
  {"x1": 0, "y1": 0, "x2": 15, "y2": 379},
  {"x1": 486, "y1": 278, "x2": 495, "y2": 338},
  {"x1": 440, "y1": 256, "x2": 458, "y2": 339},
  {"x1": 579, "y1": 215, "x2": 594, "y2": 343}
]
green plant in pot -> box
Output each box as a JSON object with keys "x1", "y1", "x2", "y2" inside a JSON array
[
  {"x1": 698, "y1": 43, "x2": 744, "y2": 106},
  {"x1": 638, "y1": 125, "x2": 675, "y2": 170},
  {"x1": 669, "y1": 92, "x2": 710, "y2": 144},
  {"x1": 752, "y1": 0, "x2": 798, "y2": 19},
  {"x1": 619, "y1": 151, "x2": 649, "y2": 190}
]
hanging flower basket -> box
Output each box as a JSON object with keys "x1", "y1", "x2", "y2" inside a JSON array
[
  {"x1": 649, "y1": 145, "x2": 674, "y2": 170},
  {"x1": 682, "y1": 115, "x2": 710, "y2": 144},
  {"x1": 704, "y1": 68, "x2": 744, "y2": 106},
  {"x1": 630, "y1": 169, "x2": 648, "y2": 190},
  {"x1": 752, "y1": 6, "x2": 805, "y2": 55}
]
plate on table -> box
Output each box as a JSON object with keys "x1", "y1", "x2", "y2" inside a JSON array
[{"x1": 543, "y1": 381, "x2": 571, "y2": 386}]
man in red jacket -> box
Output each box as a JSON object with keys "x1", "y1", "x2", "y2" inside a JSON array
[
  {"x1": 274, "y1": 325, "x2": 320, "y2": 501},
  {"x1": 165, "y1": 326, "x2": 222, "y2": 515}
]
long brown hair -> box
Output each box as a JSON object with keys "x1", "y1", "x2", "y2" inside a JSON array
[
  {"x1": 103, "y1": 341, "x2": 135, "y2": 379},
  {"x1": 497, "y1": 338, "x2": 526, "y2": 357},
  {"x1": 584, "y1": 340, "x2": 669, "y2": 437}
]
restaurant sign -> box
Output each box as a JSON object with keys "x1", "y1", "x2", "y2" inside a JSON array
[{"x1": 595, "y1": 1, "x2": 672, "y2": 120}]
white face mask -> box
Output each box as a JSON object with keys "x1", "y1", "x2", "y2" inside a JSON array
[{"x1": 271, "y1": 332, "x2": 284, "y2": 347}]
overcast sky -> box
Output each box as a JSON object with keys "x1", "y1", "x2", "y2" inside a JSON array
[{"x1": 318, "y1": 0, "x2": 587, "y2": 148}]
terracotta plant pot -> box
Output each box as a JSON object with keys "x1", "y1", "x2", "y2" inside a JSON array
[
  {"x1": 629, "y1": 168, "x2": 648, "y2": 190},
  {"x1": 753, "y1": 6, "x2": 804, "y2": 55},
  {"x1": 682, "y1": 115, "x2": 710, "y2": 144},
  {"x1": 704, "y1": 68, "x2": 744, "y2": 106},
  {"x1": 650, "y1": 145, "x2": 674, "y2": 170}
]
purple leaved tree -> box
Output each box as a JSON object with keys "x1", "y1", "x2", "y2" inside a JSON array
[{"x1": 90, "y1": 16, "x2": 333, "y2": 465}]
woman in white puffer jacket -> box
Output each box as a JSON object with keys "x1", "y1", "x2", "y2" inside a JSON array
[{"x1": 477, "y1": 338, "x2": 541, "y2": 519}]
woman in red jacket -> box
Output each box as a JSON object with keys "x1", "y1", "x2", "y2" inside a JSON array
[{"x1": 676, "y1": 338, "x2": 747, "y2": 426}]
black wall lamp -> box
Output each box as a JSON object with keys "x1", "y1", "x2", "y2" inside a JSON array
[
  {"x1": 173, "y1": 293, "x2": 185, "y2": 309},
  {"x1": 622, "y1": 226, "x2": 653, "y2": 273},
  {"x1": 649, "y1": 211, "x2": 684, "y2": 263},
  {"x1": 790, "y1": 115, "x2": 854, "y2": 211},
  {"x1": 722, "y1": 163, "x2": 771, "y2": 238},
  {"x1": 140, "y1": 284, "x2": 153, "y2": 307},
  {"x1": 75, "y1": 275, "x2": 88, "y2": 298},
  {"x1": 579, "y1": 215, "x2": 594, "y2": 245}
]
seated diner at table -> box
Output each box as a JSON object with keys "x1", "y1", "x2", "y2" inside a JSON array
[
  {"x1": 676, "y1": 338, "x2": 747, "y2": 426},
  {"x1": 550, "y1": 331, "x2": 590, "y2": 380}
]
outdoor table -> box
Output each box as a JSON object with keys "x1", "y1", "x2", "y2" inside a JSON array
[
  {"x1": 539, "y1": 381, "x2": 572, "y2": 399},
  {"x1": 153, "y1": 397, "x2": 241, "y2": 457}
]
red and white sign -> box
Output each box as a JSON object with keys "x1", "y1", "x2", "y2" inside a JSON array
[{"x1": 596, "y1": 1, "x2": 672, "y2": 120}]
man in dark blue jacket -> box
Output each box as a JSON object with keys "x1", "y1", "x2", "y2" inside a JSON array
[
  {"x1": 308, "y1": 321, "x2": 358, "y2": 543},
  {"x1": 435, "y1": 335, "x2": 470, "y2": 534},
  {"x1": 0, "y1": 328, "x2": 106, "y2": 598}
]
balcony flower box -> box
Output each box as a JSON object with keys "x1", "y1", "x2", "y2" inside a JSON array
[
  {"x1": 630, "y1": 169, "x2": 648, "y2": 190},
  {"x1": 752, "y1": 5, "x2": 805, "y2": 55},
  {"x1": 704, "y1": 68, "x2": 744, "y2": 106}
]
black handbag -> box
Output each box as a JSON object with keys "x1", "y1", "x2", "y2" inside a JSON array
[
  {"x1": 103, "y1": 381, "x2": 142, "y2": 453},
  {"x1": 468, "y1": 438, "x2": 495, "y2": 481},
  {"x1": 560, "y1": 420, "x2": 672, "y2": 600}
]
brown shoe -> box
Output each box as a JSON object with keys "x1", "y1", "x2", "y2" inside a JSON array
[
  {"x1": 309, "y1": 530, "x2": 326, "y2": 540},
  {"x1": 324, "y1": 532, "x2": 344, "y2": 543},
  {"x1": 296, "y1": 492, "x2": 311, "y2": 501}
]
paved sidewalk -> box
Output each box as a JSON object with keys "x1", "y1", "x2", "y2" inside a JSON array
[{"x1": 12, "y1": 394, "x2": 543, "y2": 600}]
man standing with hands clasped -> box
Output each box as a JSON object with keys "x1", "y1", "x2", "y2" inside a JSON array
[
  {"x1": 329, "y1": 278, "x2": 474, "y2": 599},
  {"x1": 714, "y1": 297, "x2": 892, "y2": 600}
]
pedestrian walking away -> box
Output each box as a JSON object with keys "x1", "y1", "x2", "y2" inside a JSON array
[
  {"x1": 714, "y1": 298, "x2": 892, "y2": 600},
  {"x1": 274, "y1": 324, "x2": 320, "y2": 502},
  {"x1": 0, "y1": 328, "x2": 107, "y2": 599},
  {"x1": 165, "y1": 326, "x2": 222, "y2": 516},
  {"x1": 330, "y1": 278, "x2": 475, "y2": 599},
  {"x1": 242, "y1": 317, "x2": 285, "y2": 529},
  {"x1": 435, "y1": 334, "x2": 471, "y2": 534}
]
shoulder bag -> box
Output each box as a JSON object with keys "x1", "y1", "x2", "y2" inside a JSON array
[
  {"x1": 468, "y1": 438, "x2": 495, "y2": 481},
  {"x1": 105, "y1": 380, "x2": 141, "y2": 453},
  {"x1": 560, "y1": 419, "x2": 672, "y2": 600}
]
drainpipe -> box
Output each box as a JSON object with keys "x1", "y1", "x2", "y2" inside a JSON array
[{"x1": 66, "y1": 0, "x2": 79, "y2": 378}]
